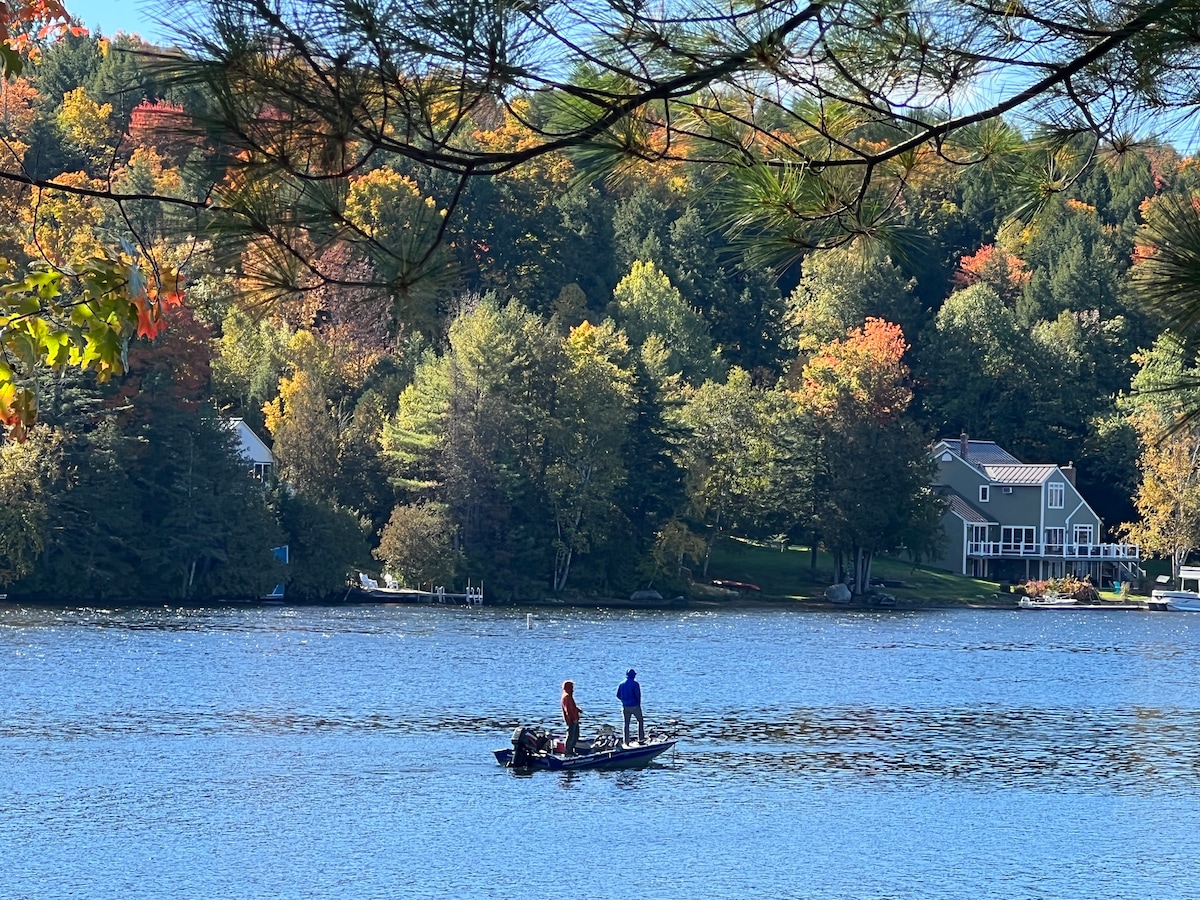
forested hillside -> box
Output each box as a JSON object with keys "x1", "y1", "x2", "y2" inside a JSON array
[{"x1": 2, "y1": 9, "x2": 1199, "y2": 602}]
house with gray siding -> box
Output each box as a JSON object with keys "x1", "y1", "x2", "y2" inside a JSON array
[{"x1": 928, "y1": 435, "x2": 1143, "y2": 586}]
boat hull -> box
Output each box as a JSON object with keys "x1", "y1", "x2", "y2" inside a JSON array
[
  {"x1": 1018, "y1": 596, "x2": 1079, "y2": 609},
  {"x1": 494, "y1": 739, "x2": 676, "y2": 771},
  {"x1": 1154, "y1": 590, "x2": 1200, "y2": 611}
]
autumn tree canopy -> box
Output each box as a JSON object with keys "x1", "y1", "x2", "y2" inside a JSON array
[{"x1": 7, "y1": 0, "x2": 1200, "y2": 432}]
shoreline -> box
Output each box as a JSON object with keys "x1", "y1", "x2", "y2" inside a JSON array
[{"x1": 0, "y1": 592, "x2": 1148, "y2": 612}]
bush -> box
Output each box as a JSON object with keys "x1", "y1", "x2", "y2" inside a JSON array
[{"x1": 1016, "y1": 575, "x2": 1099, "y2": 602}]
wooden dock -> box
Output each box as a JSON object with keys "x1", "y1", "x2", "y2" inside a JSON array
[
  {"x1": 352, "y1": 576, "x2": 483, "y2": 605},
  {"x1": 1018, "y1": 600, "x2": 1166, "y2": 611}
]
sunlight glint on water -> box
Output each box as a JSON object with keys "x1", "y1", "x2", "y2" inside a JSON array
[{"x1": 2, "y1": 604, "x2": 1199, "y2": 899}]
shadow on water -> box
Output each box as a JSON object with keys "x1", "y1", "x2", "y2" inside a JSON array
[
  {"x1": 0, "y1": 604, "x2": 444, "y2": 636},
  {"x1": 7, "y1": 703, "x2": 1199, "y2": 792}
]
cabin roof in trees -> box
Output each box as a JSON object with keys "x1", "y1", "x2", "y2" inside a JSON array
[
  {"x1": 933, "y1": 438, "x2": 1063, "y2": 485},
  {"x1": 226, "y1": 418, "x2": 275, "y2": 468}
]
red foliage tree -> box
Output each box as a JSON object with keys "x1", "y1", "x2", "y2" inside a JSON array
[
  {"x1": 126, "y1": 100, "x2": 194, "y2": 161},
  {"x1": 0, "y1": 2, "x2": 84, "y2": 75},
  {"x1": 955, "y1": 244, "x2": 1030, "y2": 303}
]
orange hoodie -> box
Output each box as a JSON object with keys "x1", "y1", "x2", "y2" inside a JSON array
[{"x1": 561, "y1": 681, "x2": 581, "y2": 724}]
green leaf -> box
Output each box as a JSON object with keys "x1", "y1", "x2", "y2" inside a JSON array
[
  {"x1": 11, "y1": 330, "x2": 38, "y2": 369},
  {"x1": 0, "y1": 46, "x2": 23, "y2": 79},
  {"x1": 82, "y1": 325, "x2": 125, "y2": 378},
  {"x1": 43, "y1": 331, "x2": 71, "y2": 367},
  {"x1": 13, "y1": 296, "x2": 42, "y2": 317}
]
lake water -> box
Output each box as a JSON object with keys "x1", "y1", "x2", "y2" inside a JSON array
[{"x1": 3, "y1": 602, "x2": 1200, "y2": 899}]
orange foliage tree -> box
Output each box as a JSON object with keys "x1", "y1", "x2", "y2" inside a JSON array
[
  {"x1": 126, "y1": 100, "x2": 193, "y2": 161},
  {"x1": 796, "y1": 318, "x2": 940, "y2": 595},
  {"x1": 800, "y1": 318, "x2": 912, "y2": 424},
  {"x1": 0, "y1": 3, "x2": 191, "y2": 440},
  {"x1": 956, "y1": 244, "x2": 1031, "y2": 304},
  {"x1": 0, "y1": 1, "x2": 81, "y2": 75}
]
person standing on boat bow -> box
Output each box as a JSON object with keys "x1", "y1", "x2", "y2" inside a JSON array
[
  {"x1": 617, "y1": 669, "x2": 645, "y2": 745},
  {"x1": 561, "y1": 680, "x2": 582, "y2": 755}
]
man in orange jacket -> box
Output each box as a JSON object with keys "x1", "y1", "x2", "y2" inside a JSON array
[{"x1": 561, "y1": 680, "x2": 582, "y2": 755}]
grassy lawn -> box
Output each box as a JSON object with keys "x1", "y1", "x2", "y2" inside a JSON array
[{"x1": 703, "y1": 537, "x2": 1026, "y2": 606}]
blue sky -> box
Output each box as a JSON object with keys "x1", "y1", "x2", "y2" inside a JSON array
[
  {"x1": 68, "y1": 0, "x2": 169, "y2": 40},
  {"x1": 59, "y1": 0, "x2": 1197, "y2": 155}
]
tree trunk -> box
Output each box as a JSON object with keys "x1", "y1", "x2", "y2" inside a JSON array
[
  {"x1": 849, "y1": 542, "x2": 868, "y2": 600},
  {"x1": 851, "y1": 546, "x2": 873, "y2": 598},
  {"x1": 555, "y1": 547, "x2": 573, "y2": 591},
  {"x1": 701, "y1": 510, "x2": 722, "y2": 579}
]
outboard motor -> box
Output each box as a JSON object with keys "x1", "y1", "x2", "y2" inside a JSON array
[{"x1": 509, "y1": 726, "x2": 540, "y2": 767}]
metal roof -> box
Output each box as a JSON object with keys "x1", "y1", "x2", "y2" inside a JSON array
[
  {"x1": 944, "y1": 492, "x2": 994, "y2": 524},
  {"x1": 934, "y1": 439, "x2": 1022, "y2": 465},
  {"x1": 963, "y1": 441, "x2": 1021, "y2": 464},
  {"x1": 981, "y1": 464, "x2": 1058, "y2": 485}
]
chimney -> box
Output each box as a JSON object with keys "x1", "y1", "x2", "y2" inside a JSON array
[
  {"x1": 1062, "y1": 461, "x2": 1076, "y2": 487},
  {"x1": 960, "y1": 432, "x2": 968, "y2": 458}
]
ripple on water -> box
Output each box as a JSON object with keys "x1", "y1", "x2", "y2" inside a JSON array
[{"x1": 4, "y1": 604, "x2": 1200, "y2": 899}]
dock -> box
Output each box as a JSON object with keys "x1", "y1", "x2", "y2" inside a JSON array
[
  {"x1": 353, "y1": 574, "x2": 483, "y2": 605},
  {"x1": 1017, "y1": 600, "x2": 1168, "y2": 611}
]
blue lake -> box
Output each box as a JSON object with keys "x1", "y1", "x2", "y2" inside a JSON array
[{"x1": 2, "y1": 603, "x2": 1200, "y2": 899}]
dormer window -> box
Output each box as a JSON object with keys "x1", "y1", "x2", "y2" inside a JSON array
[{"x1": 979, "y1": 485, "x2": 990, "y2": 503}]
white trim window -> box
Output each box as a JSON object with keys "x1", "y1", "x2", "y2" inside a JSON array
[
  {"x1": 1001, "y1": 526, "x2": 1036, "y2": 552},
  {"x1": 1044, "y1": 527, "x2": 1065, "y2": 552},
  {"x1": 979, "y1": 485, "x2": 990, "y2": 503},
  {"x1": 1073, "y1": 524, "x2": 1094, "y2": 546},
  {"x1": 1048, "y1": 482, "x2": 1064, "y2": 509}
]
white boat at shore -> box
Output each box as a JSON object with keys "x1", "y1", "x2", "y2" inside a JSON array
[
  {"x1": 1152, "y1": 566, "x2": 1200, "y2": 611},
  {"x1": 1152, "y1": 590, "x2": 1200, "y2": 611},
  {"x1": 1018, "y1": 593, "x2": 1079, "y2": 609},
  {"x1": 354, "y1": 573, "x2": 483, "y2": 605}
]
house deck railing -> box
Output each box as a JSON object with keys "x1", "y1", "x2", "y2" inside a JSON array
[{"x1": 966, "y1": 541, "x2": 1141, "y2": 560}]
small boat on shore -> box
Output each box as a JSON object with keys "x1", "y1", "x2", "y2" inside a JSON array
[
  {"x1": 1152, "y1": 566, "x2": 1200, "y2": 611},
  {"x1": 494, "y1": 725, "x2": 677, "y2": 771},
  {"x1": 1018, "y1": 593, "x2": 1079, "y2": 609},
  {"x1": 1152, "y1": 590, "x2": 1200, "y2": 611}
]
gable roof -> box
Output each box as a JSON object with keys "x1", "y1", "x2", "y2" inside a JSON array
[
  {"x1": 934, "y1": 438, "x2": 1069, "y2": 485},
  {"x1": 933, "y1": 438, "x2": 1021, "y2": 465},
  {"x1": 226, "y1": 418, "x2": 275, "y2": 467},
  {"x1": 960, "y1": 441, "x2": 1021, "y2": 465}
]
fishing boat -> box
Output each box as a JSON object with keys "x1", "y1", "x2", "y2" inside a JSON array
[{"x1": 494, "y1": 725, "x2": 677, "y2": 771}]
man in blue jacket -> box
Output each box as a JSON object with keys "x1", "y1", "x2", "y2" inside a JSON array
[{"x1": 616, "y1": 669, "x2": 645, "y2": 745}]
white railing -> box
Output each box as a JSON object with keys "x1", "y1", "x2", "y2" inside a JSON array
[{"x1": 967, "y1": 541, "x2": 1141, "y2": 560}]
